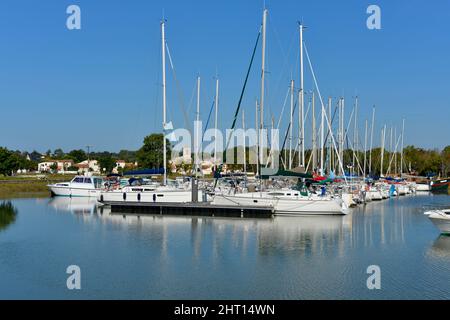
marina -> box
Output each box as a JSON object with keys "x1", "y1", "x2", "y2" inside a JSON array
[{"x1": 0, "y1": 1, "x2": 449, "y2": 304}]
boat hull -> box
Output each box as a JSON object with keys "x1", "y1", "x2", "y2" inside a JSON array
[
  {"x1": 99, "y1": 190, "x2": 201, "y2": 204},
  {"x1": 48, "y1": 185, "x2": 101, "y2": 197},
  {"x1": 212, "y1": 194, "x2": 346, "y2": 215},
  {"x1": 430, "y1": 179, "x2": 449, "y2": 193}
]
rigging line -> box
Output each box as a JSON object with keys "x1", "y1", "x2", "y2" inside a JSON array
[
  {"x1": 165, "y1": 42, "x2": 192, "y2": 133},
  {"x1": 224, "y1": 27, "x2": 262, "y2": 157},
  {"x1": 276, "y1": 87, "x2": 291, "y2": 129},
  {"x1": 201, "y1": 98, "x2": 216, "y2": 144},
  {"x1": 304, "y1": 41, "x2": 348, "y2": 184},
  {"x1": 266, "y1": 13, "x2": 297, "y2": 123}
]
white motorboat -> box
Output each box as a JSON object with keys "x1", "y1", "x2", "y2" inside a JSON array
[
  {"x1": 424, "y1": 209, "x2": 450, "y2": 234},
  {"x1": 212, "y1": 189, "x2": 347, "y2": 215},
  {"x1": 48, "y1": 175, "x2": 104, "y2": 197}
]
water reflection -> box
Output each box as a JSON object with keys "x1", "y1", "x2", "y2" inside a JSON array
[
  {"x1": 428, "y1": 236, "x2": 450, "y2": 259},
  {"x1": 48, "y1": 197, "x2": 98, "y2": 215},
  {"x1": 0, "y1": 201, "x2": 18, "y2": 231},
  {"x1": 44, "y1": 196, "x2": 436, "y2": 257}
]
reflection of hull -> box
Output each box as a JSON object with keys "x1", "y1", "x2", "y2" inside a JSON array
[
  {"x1": 212, "y1": 194, "x2": 346, "y2": 215},
  {"x1": 425, "y1": 210, "x2": 450, "y2": 234},
  {"x1": 48, "y1": 185, "x2": 100, "y2": 197},
  {"x1": 428, "y1": 236, "x2": 450, "y2": 259},
  {"x1": 48, "y1": 197, "x2": 98, "y2": 215}
]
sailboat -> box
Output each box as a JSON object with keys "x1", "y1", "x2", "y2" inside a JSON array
[
  {"x1": 99, "y1": 20, "x2": 203, "y2": 205},
  {"x1": 211, "y1": 9, "x2": 348, "y2": 215}
]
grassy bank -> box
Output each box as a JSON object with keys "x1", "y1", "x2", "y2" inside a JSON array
[
  {"x1": 0, "y1": 174, "x2": 74, "y2": 199},
  {"x1": 0, "y1": 180, "x2": 50, "y2": 199}
]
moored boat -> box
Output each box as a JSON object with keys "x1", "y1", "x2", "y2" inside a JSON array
[{"x1": 48, "y1": 175, "x2": 104, "y2": 197}]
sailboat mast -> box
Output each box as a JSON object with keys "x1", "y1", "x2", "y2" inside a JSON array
[
  {"x1": 328, "y1": 97, "x2": 332, "y2": 174},
  {"x1": 214, "y1": 78, "x2": 219, "y2": 163},
  {"x1": 259, "y1": 9, "x2": 267, "y2": 166},
  {"x1": 289, "y1": 79, "x2": 294, "y2": 169},
  {"x1": 320, "y1": 98, "x2": 324, "y2": 175},
  {"x1": 400, "y1": 118, "x2": 405, "y2": 176},
  {"x1": 242, "y1": 109, "x2": 246, "y2": 175},
  {"x1": 369, "y1": 106, "x2": 375, "y2": 175},
  {"x1": 380, "y1": 124, "x2": 386, "y2": 177},
  {"x1": 312, "y1": 91, "x2": 317, "y2": 171},
  {"x1": 353, "y1": 96, "x2": 358, "y2": 176},
  {"x1": 161, "y1": 20, "x2": 167, "y2": 185},
  {"x1": 299, "y1": 23, "x2": 305, "y2": 168},
  {"x1": 195, "y1": 76, "x2": 201, "y2": 177},
  {"x1": 364, "y1": 119, "x2": 368, "y2": 178}
]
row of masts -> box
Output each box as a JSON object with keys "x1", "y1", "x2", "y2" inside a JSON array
[{"x1": 160, "y1": 9, "x2": 406, "y2": 185}]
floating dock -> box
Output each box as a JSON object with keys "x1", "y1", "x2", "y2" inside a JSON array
[{"x1": 107, "y1": 201, "x2": 274, "y2": 218}]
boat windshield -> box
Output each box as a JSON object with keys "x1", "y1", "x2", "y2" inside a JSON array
[{"x1": 93, "y1": 178, "x2": 104, "y2": 188}]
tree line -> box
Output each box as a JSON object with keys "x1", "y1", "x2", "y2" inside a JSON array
[{"x1": 1, "y1": 134, "x2": 448, "y2": 177}]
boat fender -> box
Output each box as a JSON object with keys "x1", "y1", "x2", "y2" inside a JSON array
[
  {"x1": 137, "y1": 193, "x2": 141, "y2": 202},
  {"x1": 123, "y1": 193, "x2": 126, "y2": 201}
]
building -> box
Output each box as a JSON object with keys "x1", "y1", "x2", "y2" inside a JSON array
[
  {"x1": 38, "y1": 160, "x2": 75, "y2": 173},
  {"x1": 76, "y1": 160, "x2": 100, "y2": 174}
]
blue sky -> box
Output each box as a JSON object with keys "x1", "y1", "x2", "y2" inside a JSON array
[{"x1": 0, "y1": 0, "x2": 449, "y2": 153}]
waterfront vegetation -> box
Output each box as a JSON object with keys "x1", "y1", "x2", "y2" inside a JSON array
[
  {"x1": 0, "y1": 136, "x2": 449, "y2": 180},
  {"x1": 0, "y1": 201, "x2": 18, "y2": 231}
]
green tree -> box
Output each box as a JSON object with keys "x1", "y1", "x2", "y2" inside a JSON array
[
  {"x1": 66, "y1": 149, "x2": 87, "y2": 163},
  {"x1": 53, "y1": 148, "x2": 64, "y2": 159},
  {"x1": 137, "y1": 133, "x2": 171, "y2": 169},
  {"x1": 98, "y1": 155, "x2": 116, "y2": 174},
  {"x1": 0, "y1": 147, "x2": 26, "y2": 176}
]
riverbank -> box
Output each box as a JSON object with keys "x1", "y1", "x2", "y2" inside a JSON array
[{"x1": 0, "y1": 174, "x2": 74, "y2": 199}]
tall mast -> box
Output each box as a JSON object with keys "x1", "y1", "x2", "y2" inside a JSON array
[
  {"x1": 259, "y1": 9, "x2": 267, "y2": 166},
  {"x1": 394, "y1": 126, "x2": 397, "y2": 175},
  {"x1": 363, "y1": 119, "x2": 368, "y2": 178},
  {"x1": 242, "y1": 109, "x2": 246, "y2": 175},
  {"x1": 255, "y1": 99, "x2": 259, "y2": 177},
  {"x1": 195, "y1": 75, "x2": 201, "y2": 177},
  {"x1": 214, "y1": 78, "x2": 219, "y2": 163},
  {"x1": 339, "y1": 97, "x2": 344, "y2": 176},
  {"x1": 328, "y1": 97, "x2": 332, "y2": 174},
  {"x1": 299, "y1": 23, "x2": 305, "y2": 168},
  {"x1": 400, "y1": 118, "x2": 405, "y2": 176},
  {"x1": 320, "y1": 95, "x2": 324, "y2": 175},
  {"x1": 353, "y1": 96, "x2": 358, "y2": 176},
  {"x1": 289, "y1": 79, "x2": 294, "y2": 169},
  {"x1": 161, "y1": 20, "x2": 167, "y2": 185},
  {"x1": 369, "y1": 106, "x2": 375, "y2": 175},
  {"x1": 312, "y1": 91, "x2": 317, "y2": 171},
  {"x1": 380, "y1": 124, "x2": 386, "y2": 177}
]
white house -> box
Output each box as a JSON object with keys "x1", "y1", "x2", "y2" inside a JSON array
[
  {"x1": 76, "y1": 160, "x2": 100, "y2": 174},
  {"x1": 38, "y1": 160, "x2": 75, "y2": 173}
]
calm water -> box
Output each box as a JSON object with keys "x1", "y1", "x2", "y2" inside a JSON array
[{"x1": 0, "y1": 194, "x2": 449, "y2": 300}]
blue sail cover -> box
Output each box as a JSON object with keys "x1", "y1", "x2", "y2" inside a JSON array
[{"x1": 123, "y1": 168, "x2": 164, "y2": 176}]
